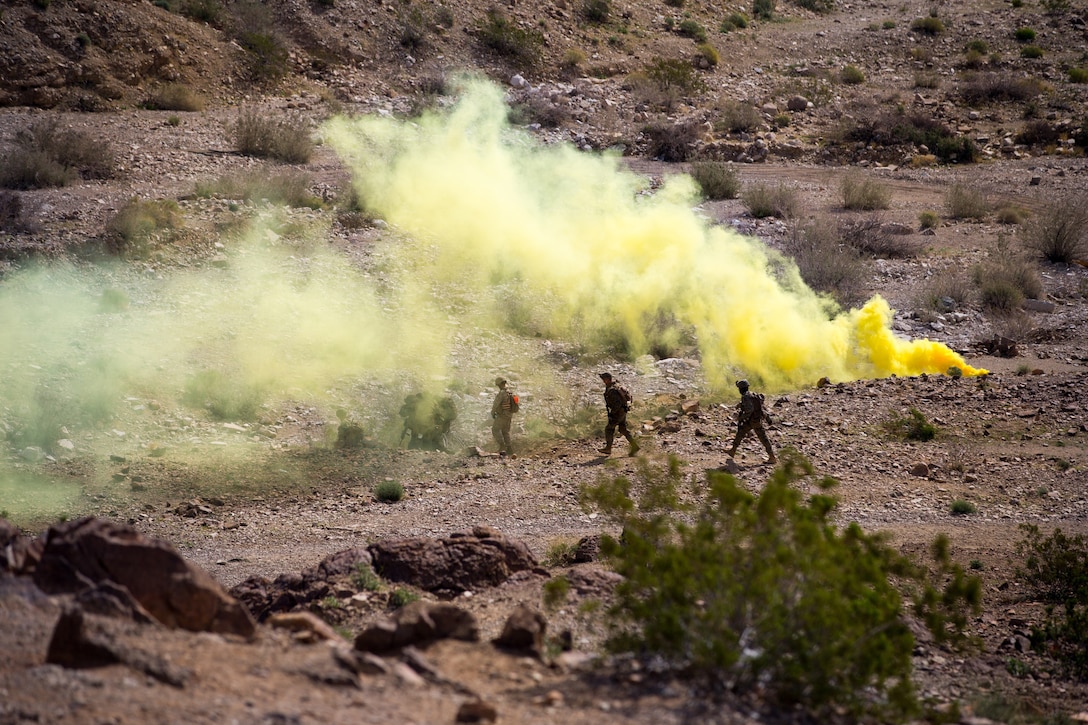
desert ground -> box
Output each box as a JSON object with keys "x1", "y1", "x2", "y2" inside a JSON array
[{"x1": 2, "y1": 0, "x2": 1088, "y2": 722}]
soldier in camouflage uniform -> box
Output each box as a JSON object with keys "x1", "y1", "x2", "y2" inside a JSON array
[
  {"x1": 491, "y1": 377, "x2": 515, "y2": 456},
  {"x1": 598, "y1": 372, "x2": 639, "y2": 456},
  {"x1": 727, "y1": 379, "x2": 776, "y2": 464}
]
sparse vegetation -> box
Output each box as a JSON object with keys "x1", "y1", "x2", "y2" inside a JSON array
[
  {"x1": 840, "y1": 64, "x2": 865, "y2": 85},
  {"x1": 918, "y1": 210, "x2": 940, "y2": 230},
  {"x1": 1069, "y1": 67, "x2": 1088, "y2": 84},
  {"x1": 677, "y1": 19, "x2": 707, "y2": 42},
  {"x1": 374, "y1": 479, "x2": 405, "y2": 503},
  {"x1": 580, "y1": 453, "x2": 980, "y2": 720},
  {"x1": 917, "y1": 269, "x2": 972, "y2": 312},
  {"x1": 959, "y1": 72, "x2": 1044, "y2": 104},
  {"x1": 714, "y1": 99, "x2": 761, "y2": 133},
  {"x1": 389, "y1": 587, "x2": 420, "y2": 608},
  {"x1": 841, "y1": 174, "x2": 890, "y2": 210},
  {"x1": 720, "y1": 13, "x2": 748, "y2": 31},
  {"x1": 477, "y1": 8, "x2": 544, "y2": 68},
  {"x1": 1021, "y1": 194, "x2": 1088, "y2": 263},
  {"x1": 840, "y1": 217, "x2": 919, "y2": 259},
  {"x1": 582, "y1": 0, "x2": 610, "y2": 23},
  {"x1": 743, "y1": 182, "x2": 801, "y2": 219},
  {"x1": 233, "y1": 112, "x2": 314, "y2": 163},
  {"x1": 974, "y1": 237, "x2": 1043, "y2": 311},
  {"x1": 643, "y1": 119, "x2": 700, "y2": 161},
  {"x1": 542, "y1": 576, "x2": 571, "y2": 610},
  {"x1": 352, "y1": 563, "x2": 383, "y2": 591},
  {"x1": 543, "y1": 539, "x2": 580, "y2": 567},
  {"x1": 752, "y1": 0, "x2": 775, "y2": 20},
  {"x1": 910, "y1": 16, "x2": 945, "y2": 35},
  {"x1": 689, "y1": 161, "x2": 740, "y2": 200},
  {"x1": 192, "y1": 171, "x2": 322, "y2": 209},
  {"x1": 182, "y1": 370, "x2": 265, "y2": 421},
  {"x1": 884, "y1": 407, "x2": 937, "y2": 441},
  {"x1": 944, "y1": 184, "x2": 989, "y2": 220},
  {"x1": 950, "y1": 499, "x2": 977, "y2": 515},
  {"x1": 0, "y1": 120, "x2": 117, "y2": 190},
  {"x1": 783, "y1": 217, "x2": 865, "y2": 305},
  {"x1": 1014, "y1": 27, "x2": 1036, "y2": 42},
  {"x1": 105, "y1": 198, "x2": 183, "y2": 257},
  {"x1": 144, "y1": 84, "x2": 206, "y2": 112},
  {"x1": 1020, "y1": 45, "x2": 1043, "y2": 59}
]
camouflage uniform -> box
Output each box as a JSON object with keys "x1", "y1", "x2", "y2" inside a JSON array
[
  {"x1": 599, "y1": 372, "x2": 639, "y2": 456},
  {"x1": 491, "y1": 377, "x2": 515, "y2": 455},
  {"x1": 727, "y1": 379, "x2": 776, "y2": 463}
]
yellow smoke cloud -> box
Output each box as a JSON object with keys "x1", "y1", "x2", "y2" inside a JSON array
[{"x1": 323, "y1": 77, "x2": 985, "y2": 392}]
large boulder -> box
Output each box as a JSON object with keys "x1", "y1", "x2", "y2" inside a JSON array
[
  {"x1": 1, "y1": 517, "x2": 43, "y2": 575},
  {"x1": 230, "y1": 547, "x2": 372, "y2": 622},
  {"x1": 33, "y1": 517, "x2": 255, "y2": 639},
  {"x1": 354, "y1": 601, "x2": 479, "y2": 653},
  {"x1": 368, "y1": 526, "x2": 538, "y2": 594}
]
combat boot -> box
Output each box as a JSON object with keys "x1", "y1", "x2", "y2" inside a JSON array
[
  {"x1": 628, "y1": 439, "x2": 640, "y2": 456},
  {"x1": 598, "y1": 446, "x2": 612, "y2": 455}
]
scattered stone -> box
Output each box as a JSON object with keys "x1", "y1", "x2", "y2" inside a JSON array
[
  {"x1": 493, "y1": 604, "x2": 547, "y2": 655},
  {"x1": 354, "y1": 601, "x2": 479, "y2": 653},
  {"x1": 456, "y1": 698, "x2": 499, "y2": 723},
  {"x1": 267, "y1": 611, "x2": 341, "y2": 643},
  {"x1": 910, "y1": 463, "x2": 930, "y2": 478}
]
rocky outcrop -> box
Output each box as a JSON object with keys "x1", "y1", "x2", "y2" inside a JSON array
[
  {"x1": 32, "y1": 517, "x2": 255, "y2": 639},
  {"x1": 231, "y1": 546, "x2": 373, "y2": 622},
  {"x1": 368, "y1": 526, "x2": 538, "y2": 595},
  {"x1": 353, "y1": 600, "x2": 479, "y2": 653}
]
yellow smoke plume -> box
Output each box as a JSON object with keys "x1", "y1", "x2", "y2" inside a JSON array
[{"x1": 323, "y1": 77, "x2": 985, "y2": 392}]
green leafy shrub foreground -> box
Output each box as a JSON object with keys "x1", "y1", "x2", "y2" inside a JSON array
[
  {"x1": 581, "y1": 453, "x2": 981, "y2": 721},
  {"x1": 1016, "y1": 524, "x2": 1088, "y2": 679}
]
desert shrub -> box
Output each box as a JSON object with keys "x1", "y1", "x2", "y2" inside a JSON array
[
  {"x1": 643, "y1": 120, "x2": 699, "y2": 161},
  {"x1": 773, "y1": 112, "x2": 790, "y2": 127},
  {"x1": 714, "y1": 99, "x2": 761, "y2": 133},
  {"x1": 884, "y1": 407, "x2": 937, "y2": 441},
  {"x1": 677, "y1": 19, "x2": 707, "y2": 42},
  {"x1": 560, "y1": 48, "x2": 587, "y2": 78},
  {"x1": 192, "y1": 171, "x2": 322, "y2": 209},
  {"x1": 959, "y1": 72, "x2": 1043, "y2": 104},
  {"x1": 841, "y1": 173, "x2": 889, "y2": 210},
  {"x1": 695, "y1": 43, "x2": 719, "y2": 67},
  {"x1": 664, "y1": 0, "x2": 684, "y2": 6},
  {"x1": 841, "y1": 108, "x2": 975, "y2": 163},
  {"x1": 105, "y1": 198, "x2": 182, "y2": 257},
  {"x1": 580, "y1": 453, "x2": 980, "y2": 720},
  {"x1": 145, "y1": 83, "x2": 206, "y2": 111},
  {"x1": 918, "y1": 210, "x2": 939, "y2": 229},
  {"x1": 752, "y1": 0, "x2": 775, "y2": 20},
  {"x1": 182, "y1": 370, "x2": 264, "y2": 421},
  {"x1": 784, "y1": 217, "x2": 864, "y2": 304},
  {"x1": 720, "y1": 13, "x2": 748, "y2": 31},
  {"x1": 398, "y1": 6, "x2": 430, "y2": 52},
  {"x1": 963, "y1": 49, "x2": 985, "y2": 70},
  {"x1": 352, "y1": 563, "x2": 383, "y2": 591},
  {"x1": 542, "y1": 576, "x2": 571, "y2": 610},
  {"x1": 509, "y1": 96, "x2": 570, "y2": 128},
  {"x1": 374, "y1": 479, "x2": 405, "y2": 503},
  {"x1": 995, "y1": 205, "x2": 1027, "y2": 225},
  {"x1": 840, "y1": 218, "x2": 920, "y2": 259},
  {"x1": 1069, "y1": 67, "x2": 1088, "y2": 84},
  {"x1": 910, "y1": 16, "x2": 944, "y2": 34},
  {"x1": 950, "y1": 500, "x2": 977, "y2": 515},
  {"x1": 917, "y1": 269, "x2": 972, "y2": 311},
  {"x1": 974, "y1": 239, "x2": 1043, "y2": 311},
  {"x1": 389, "y1": 587, "x2": 420, "y2": 608},
  {"x1": 792, "y1": 0, "x2": 834, "y2": 13},
  {"x1": 743, "y1": 182, "x2": 801, "y2": 219},
  {"x1": 0, "y1": 121, "x2": 116, "y2": 189},
  {"x1": 966, "y1": 39, "x2": 989, "y2": 54},
  {"x1": 233, "y1": 112, "x2": 314, "y2": 163},
  {"x1": 1021, "y1": 194, "x2": 1088, "y2": 263},
  {"x1": 0, "y1": 191, "x2": 39, "y2": 234},
  {"x1": 913, "y1": 72, "x2": 940, "y2": 89},
  {"x1": 180, "y1": 0, "x2": 222, "y2": 24},
  {"x1": 1016, "y1": 524, "x2": 1088, "y2": 679},
  {"x1": 646, "y1": 57, "x2": 705, "y2": 96},
  {"x1": 1014, "y1": 27, "x2": 1036, "y2": 42},
  {"x1": 840, "y1": 64, "x2": 865, "y2": 85},
  {"x1": 944, "y1": 184, "x2": 988, "y2": 220},
  {"x1": 477, "y1": 8, "x2": 543, "y2": 68},
  {"x1": 1020, "y1": 45, "x2": 1043, "y2": 59},
  {"x1": 543, "y1": 539, "x2": 580, "y2": 567},
  {"x1": 238, "y1": 31, "x2": 289, "y2": 80},
  {"x1": 689, "y1": 161, "x2": 740, "y2": 200},
  {"x1": 582, "y1": 0, "x2": 610, "y2": 22}
]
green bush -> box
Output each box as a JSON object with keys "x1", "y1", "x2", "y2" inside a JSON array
[
  {"x1": 950, "y1": 499, "x2": 976, "y2": 515},
  {"x1": 840, "y1": 217, "x2": 919, "y2": 259},
  {"x1": 643, "y1": 120, "x2": 699, "y2": 162},
  {"x1": 374, "y1": 479, "x2": 405, "y2": 503},
  {"x1": 841, "y1": 108, "x2": 975, "y2": 164},
  {"x1": 784, "y1": 217, "x2": 864, "y2": 306},
  {"x1": 841, "y1": 174, "x2": 889, "y2": 210},
  {"x1": 910, "y1": 16, "x2": 944, "y2": 34},
  {"x1": 543, "y1": 539, "x2": 580, "y2": 567},
  {"x1": 695, "y1": 43, "x2": 719, "y2": 67},
  {"x1": 1022, "y1": 194, "x2": 1088, "y2": 263},
  {"x1": 389, "y1": 587, "x2": 420, "y2": 608},
  {"x1": 239, "y1": 31, "x2": 289, "y2": 80},
  {"x1": 752, "y1": 0, "x2": 775, "y2": 20},
  {"x1": 105, "y1": 198, "x2": 183, "y2": 257},
  {"x1": 840, "y1": 64, "x2": 865, "y2": 85},
  {"x1": 0, "y1": 120, "x2": 116, "y2": 190},
  {"x1": 916, "y1": 269, "x2": 971, "y2": 312},
  {"x1": 542, "y1": 576, "x2": 571, "y2": 610},
  {"x1": 918, "y1": 210, "x2": 939, "y2": 230},
  {"x1": 1014, "y1": 26, "x2": 1036, "y2": 42},
  {"x1": 959, "y1": 72, "x2": 1043, "y2": 104},
  {"x1": 944, "y1": 184, "x2": 988, "y2": 220},
  {"x1": 689, "y1": 161, "x2": 740, "y2": 200},
  {"x1": 182, "y1": 370, "x2": 264, "y2": 421},
  {"x1": 582, "y1": 0, "x2": 610, "y2": 23},
  {"x1": 714, "y1": 99, "x2": 761, "y2": 133},
  {"x1": 966, "y1": 39, "x2": 989, "y2": 54},
  {"x1": 884, "y1": 407, "x2": 937, "y2": 441},
  {"x1": 145, "y1": 83, "x2": 206, "y2": 111},
  {"x1": 580, "y1": 453, "x2": 980, "y2": 720},
  {"x1": 1069, "y1": 67, "x2": 1088, "y2": 83},
  {"x1": 677, "y1": 19, "x2": 707, "y2": 42},
  {"x1": 720, "y1": 13, "x2": 748, "y2": 31},
  {"x1": 180, "y1": 0, "x2": 222, "y2": 25},
  {"x1": 477, "y1": 9, "x2": 543, "y2": 68},
  {"x1": 1020, "y1": 45, "x2": 1043, "y2": 59},
  {"x1": 793, "y1": 0, "x2": 834, "y2": 13},
  {"x1": 350, "y1": 563, "x2": 382, "y2": 591},
  {"x1": 743, "y1": 182, "x2": 801, "y2": 219},
  {"x1": 233, "y1": 112, "x2": 314, "y2": 163},
  {"x1": 1016, "y1": 524, "x2": 1088, "y2": 679}
]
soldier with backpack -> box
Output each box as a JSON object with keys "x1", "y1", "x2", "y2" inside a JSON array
[
  {"x1": 727, "y1": 379, "x2": 776, "y2": 464},
  {"x1": 598, "y1": 372, "x2": 639, "y2": 456},
  {"x1": 491, "y1": 377, "x2": 519, "y2": 456}
]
